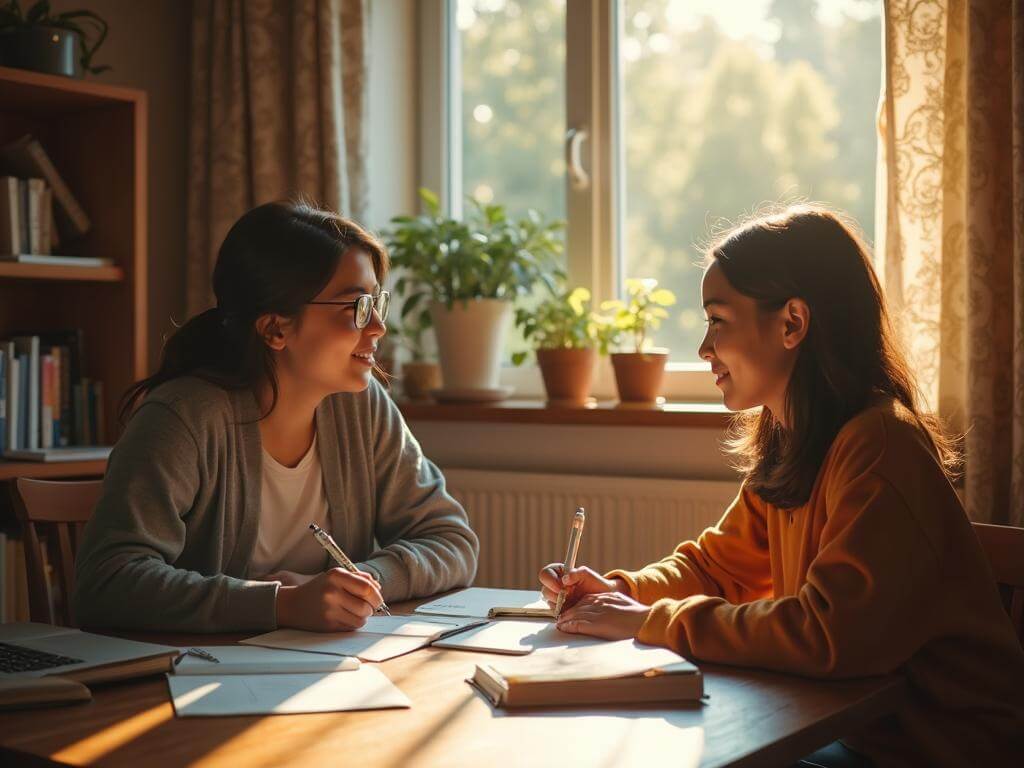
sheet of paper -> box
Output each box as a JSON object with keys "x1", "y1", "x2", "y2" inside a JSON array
[
  {"x1": 431, "y1": 619, "x2": 609, "y2": 655},
  {"x1": 172, "y1": 645, "x2": 360, "y2": 675},
  {"x1": 167, "y1": 668, "x2": 410, "y2": 716},
  {"x1": 241, "y1": 616, "x2": 484, "y2": 662},
  {"x1": 415, "y1": 588, "x2": 549, "y2": 618}
]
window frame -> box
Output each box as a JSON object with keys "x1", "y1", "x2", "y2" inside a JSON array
[{"x1": 417, "y1": 0, "x2": 715, "y2": 401}]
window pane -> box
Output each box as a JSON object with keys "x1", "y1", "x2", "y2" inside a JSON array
[
  {"x1": 621, "y1": 0, "x2": 882, "y2": 361},
  {"x1": 458, "y1": 0, "x2": 567, "y2": 363},
  {"x1": 459, "y1": 0, "x2": 566, "y2": 222}
]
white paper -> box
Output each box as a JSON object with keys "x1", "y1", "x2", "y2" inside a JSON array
[
  {"x1": 432, "y1": 619, "x2": 609, "y2": 655},
  {"x1": 172, "y1": 645, "x2": 360, "y2": 675},
  {"x1": 415, "y1": 588, "x2": 548, "y2": 618},
  {"x1": 241, "y1": 616, "x2": 485, "y2": 662},
  {"x1": 167, "y1": 668, "x2": 410, "y2": 716}
]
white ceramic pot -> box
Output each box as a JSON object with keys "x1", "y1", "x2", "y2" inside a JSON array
[{"x1": 430, "y1": 298, "x2": 512, "y2": 390}]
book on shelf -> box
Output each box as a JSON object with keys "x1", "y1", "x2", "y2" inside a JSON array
[
  {"x1": 470, "y1": 639, "x2": 704, "y2": 708},
  {"x1": 0, "y1": 331, "x2": 106, "y2": 460},
  {"x1": 0, "y1": 254, "x2": 113, "y2": 268},
  {"x1": 0, "y1": 134, "x2": 91, "y2": 240},
  {"x1": 4, "y1": 446, "x2": 112, "y2": 463}
]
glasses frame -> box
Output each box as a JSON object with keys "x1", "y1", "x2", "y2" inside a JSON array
[{"x1": 307, "y1": 290, "x2": 390, "y2": 329}]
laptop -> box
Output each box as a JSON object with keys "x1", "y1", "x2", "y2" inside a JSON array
[{"x1": 0, "y1": 622, "x2": 180, "y2": 684}]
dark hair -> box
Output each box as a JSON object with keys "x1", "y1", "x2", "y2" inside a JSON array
[
  {"x1": 708, "y1": 204, "x2": 960, "y2": 508},
  {"x1": 120, "y1": 201, "x2": 388, "y2": 422}
]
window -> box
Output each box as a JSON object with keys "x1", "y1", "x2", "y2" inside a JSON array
[{"x1": 429, "y1": 0, "x2": 882, "y2": 392}]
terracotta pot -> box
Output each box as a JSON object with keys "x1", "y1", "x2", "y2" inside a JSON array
[
  {"x1": 430, "y1": 298, "x2": 512, "y2": 390},
  {"x1": 610, "y1": 350, "x2": 669, "y2": 403},
  {"x1": 401, "y1": 361, "x2": 441, "y2": 400},
  {"x1": 536, "y1": 348, "x2": 596, "y2": 406}
]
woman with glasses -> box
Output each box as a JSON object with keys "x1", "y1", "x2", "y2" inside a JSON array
[{"x1": 73, "y1": 201, "x2": 479, "y2": 633}]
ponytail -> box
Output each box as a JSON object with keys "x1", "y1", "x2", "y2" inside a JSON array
[{"x1": 119, "y1": 201, "x2": 388, "y2": 425}]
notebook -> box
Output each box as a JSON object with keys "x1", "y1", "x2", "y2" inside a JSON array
[
  {"x1": 431, "y1": 618, "x2": 607, "y2": 655},
  {"x1": 241, "y1": 615, "x2": 487, "y2": 662},
  {"x1": 471, "y1": 639, "x2": 703, "y2": 708},
  {"x1": 415, "y1": 588, "x2": 551, "y2": 619},
  {"x1": 167, "y1": 667, "x2": 410, "y2": 717},
  {"x1": 171, "y1": 645, "x2": 360, "y2": 675}
]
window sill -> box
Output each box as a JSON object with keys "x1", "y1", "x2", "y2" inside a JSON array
[{"x1": 396, "y1": 397, "x2": 731, "y2": 429}]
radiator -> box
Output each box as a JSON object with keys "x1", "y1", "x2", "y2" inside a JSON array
[{"x1": 444, "y1": 469, "x2": 740, "y2": 589}]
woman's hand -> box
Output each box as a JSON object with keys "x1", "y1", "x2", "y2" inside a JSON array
[
  {"x1": 538, "y1": 563, "x2": 628, "y2": 612},
  {"x1": 555, "y1": 592, "x2": 652, "y2": 641},
  {"x1": 259, "y1": 570, "x2": 316, "y2": 587},
  {"x1": 275, "y1": 568, "x2": 385, "y2": 631}
]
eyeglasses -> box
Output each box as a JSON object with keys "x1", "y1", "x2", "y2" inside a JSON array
[{"x1": 307, "y1": 290, "x2": 390, "y2": 329}]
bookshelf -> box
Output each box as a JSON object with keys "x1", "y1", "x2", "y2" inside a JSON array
[{"x1": 0, "y1": 65, "x2": 148, "y2": 480}]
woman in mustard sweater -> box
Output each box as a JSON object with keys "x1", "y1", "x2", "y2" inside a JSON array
[{"x1": 539, "y1": 206, "x2": 1024, "y2": 767}]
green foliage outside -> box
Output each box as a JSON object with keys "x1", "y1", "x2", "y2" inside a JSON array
[{"x1": 458, "y1": 0, "x2": 882, "y2": 360}]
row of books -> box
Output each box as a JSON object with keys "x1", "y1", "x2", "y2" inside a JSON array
[
  {"x1": 0, "y1": 134, "x2": 110, "y2": 268},
  {"x1": 0, "y1": 331, "x2": 107, "y2": 457}
]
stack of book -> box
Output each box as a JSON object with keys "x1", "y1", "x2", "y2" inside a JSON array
[
  {"x1": 0, "y1": 330, "x2": 110, "y2": 461},
  {"x1": 0, "y1": 134, "x2": 109, "y2": 268}
]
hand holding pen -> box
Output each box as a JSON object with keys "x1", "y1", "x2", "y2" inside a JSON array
[{"x1": 309, "y1": 523, "x2": 391, "y2": 616}]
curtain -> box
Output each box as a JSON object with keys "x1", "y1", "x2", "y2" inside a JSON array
[
  {"x1": 186, "y1": 0, "x2": 369, "y2": 315},
  {"x1": 878, "y1": 0, "x2": 1023, "y2": 525}
]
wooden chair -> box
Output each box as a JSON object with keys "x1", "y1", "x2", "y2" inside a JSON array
[
  {"x1": 9, "y1": 478, "x2": 103, "y2": 626},
  {"x1": 972, "y1": 521, "x2": 1024, "y2": 645}
]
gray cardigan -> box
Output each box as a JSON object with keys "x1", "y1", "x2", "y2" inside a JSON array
[{"x1": 72, "y1": 376, "x2": 479, "y2": 632}]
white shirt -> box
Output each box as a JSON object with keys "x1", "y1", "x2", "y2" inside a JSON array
[{"x1": 250, "y1": 434, "x2": 331, "y2": 577}]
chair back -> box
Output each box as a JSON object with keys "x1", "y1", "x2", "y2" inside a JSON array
[
  {"x1": 972, "y1": 521, "x2": 1024, "y2": 645},
  {"x1": 9, "y1": 478, "x2": 103, "y2": 626}
]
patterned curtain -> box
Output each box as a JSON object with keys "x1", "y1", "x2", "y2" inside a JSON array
[
  {"x1": 186, "y1": 0, "x2": 369, "y2": 315},
  {"x1": 877, "y1": 0, "x2": 1023, "y2": 525}
]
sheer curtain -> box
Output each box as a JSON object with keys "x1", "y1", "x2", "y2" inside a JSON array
[
  {"x1": 185, "y1": 0, "x2": 369, "y2": 314},
  {"x1": 877, "y1": 0, "x2": 1023, "y2": 525}
]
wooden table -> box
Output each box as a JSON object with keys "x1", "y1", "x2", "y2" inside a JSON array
[{"x1": 0, "y1": 622, "x2": 905, "y2": 768}]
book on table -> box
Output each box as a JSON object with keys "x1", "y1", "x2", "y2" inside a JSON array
[{"x1": 471, "y1": 639, "x2": 703, "y2": 708}]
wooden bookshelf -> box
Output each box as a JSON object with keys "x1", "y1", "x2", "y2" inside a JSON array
[{"x1": 0, "y1": 65, "x2": 148, "y2": 481}]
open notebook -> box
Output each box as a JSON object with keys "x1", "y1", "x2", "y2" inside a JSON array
[
  {"x1": 241, "y1": 615, "x2": 487, "y2": 662},
  {"x1": 432, "y1": 618, "x2": 607, "y2": 655},
  {"x1": 415, "y1": 587, "x2": 554, "y2": 619},
  {"x1": 172, "y1": 645, "x2": 360, "y2": 675},
  {"x1": 471, "y1": 639, "x2": 703, "y2": 708}
]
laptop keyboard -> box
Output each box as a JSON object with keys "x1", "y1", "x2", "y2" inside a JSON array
[{"x1": 0, "y1": 641, "x2": 83, "y2": 673}]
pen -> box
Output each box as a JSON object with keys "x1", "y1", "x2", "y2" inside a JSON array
[
  {"x1": 309, "y1": 522, "x2": 392, "y2": 616},
  {"x1": 174, "y1": 647, "x2": 220, "y2": 665},
  {"x1": 554, "y1": 507, "x2": 586, "y2": 617}
]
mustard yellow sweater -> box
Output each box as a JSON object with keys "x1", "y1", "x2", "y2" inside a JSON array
[{"x1": 609, "y1": 400, "x2": 1024, "y2": 766}]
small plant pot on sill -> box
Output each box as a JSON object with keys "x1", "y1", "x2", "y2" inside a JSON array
[
  {"x1": 536, "y1": 347, "x2": 596, "y2": 407},
  {"x1": 611, "y1": 350, "x2": 668, "y2": 403},
  {"x1": 401, "y1": 361, "x2": 441, "y2": 401}
]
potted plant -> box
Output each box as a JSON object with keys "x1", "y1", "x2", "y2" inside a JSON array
[
  {"x1": 386, "y1": 188, "x2": 564, "y2": 400},
  {"x1": 0, "y1": 1, "x2": 110, "y2": 78},
  {"x1": 599, "y1": 278, "x2": 677, "y2": 403},
  {"x1": 513, "y1": 287, "x2": 608, "y2": 406}
]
